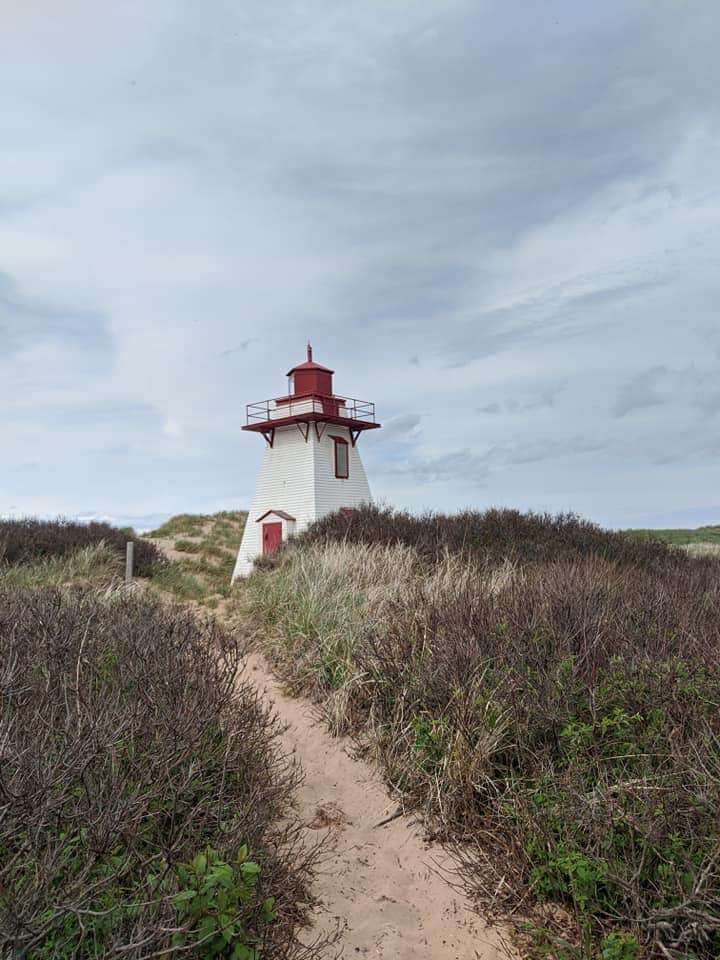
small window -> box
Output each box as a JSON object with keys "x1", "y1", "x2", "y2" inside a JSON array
[{"x1": 333, "y1": 436, "x2": 349, "y2": 479}]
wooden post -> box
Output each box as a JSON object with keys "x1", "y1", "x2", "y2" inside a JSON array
[{"x1": 125, "y1": 541, "x2": 134, "y2": 585}]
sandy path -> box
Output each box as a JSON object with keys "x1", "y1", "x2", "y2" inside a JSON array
[{"x1": 243, "y1": 651, "x2": 511, "y2": 960}]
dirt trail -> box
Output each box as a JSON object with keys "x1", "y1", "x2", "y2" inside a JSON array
[
  {"x1": 243, "y1": 651, "x2": 511, "y2": 959},
  {"x1": 144, "y1": 529, "x2": 512, "y2": 957}
]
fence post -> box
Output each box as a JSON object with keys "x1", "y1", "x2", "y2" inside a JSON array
[{"x1": 125, "y1": 541, "x2": 134, "y2": 585}]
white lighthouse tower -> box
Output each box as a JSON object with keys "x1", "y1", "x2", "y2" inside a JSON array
[{"x1": 232, "y1": 344, "x2": 381, "y2": 580}]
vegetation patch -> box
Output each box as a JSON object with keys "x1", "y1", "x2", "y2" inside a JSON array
[
  {"x1": 0, "y1": 518, "x2": 166, "y2": 577},
  {"x1": 0, "y1": 582, "x2": 318, "y2": 958},
  {"x1": 625, "y1": 524, "x2": 720, "y2": 547},
  {"x1": 297, "y1": 504, "x2": 680, "y2": 571},
  {"x1": 0, "y1": 543, "x2": 123, "y2": 589},
  {"x1": 147, "y1": 512, "x2": 247, "y2": 605},
  {"x1": 244, "y1": 507, "x2": 720, "y2": 959},
  {"x1": 149, "y1": 511, "x2": 247, "y2": 541}
]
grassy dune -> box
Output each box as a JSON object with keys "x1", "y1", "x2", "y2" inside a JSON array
[
  {"x1": 625, "y1": 524, "x2": 720, "y2": 546},
  {"x1": 625, "y1": 524, "x2": 720, "y2": 557},
  {"x1": 147, "y1": 510, "x2": 247, "y2": 604},
  {"x1": 245, "y1": 506, "x2": 720, "y2": 960}
]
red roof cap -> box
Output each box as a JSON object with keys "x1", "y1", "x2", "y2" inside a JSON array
[{"x1": 287, "y1": 342, "x2": 334, "y2": 377}]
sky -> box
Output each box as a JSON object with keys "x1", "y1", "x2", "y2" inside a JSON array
[{"x1": 1, "y1": 0, "x2": 719, "y2": 532}]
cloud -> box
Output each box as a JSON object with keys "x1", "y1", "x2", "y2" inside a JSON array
[
  {"x1": 444, "y1": 276, "x2": 669, "y2": 368},
  {"x1": 382, "y1": 434, "x2": 604, "y2": 486},
  {"x1": 612, "y1": 366, "x2": 669, "y2": 417},
  {"x1": 378, "y1": 413, "x2": 423, "y2": 441},
  {"x1": 401, "y1": 448, "x2": 493, "y2": 487},
  {"x1": 0, "y1": 1, "x2": 718, "y2": 528},
  {"x1": 220, "y1": 338, "x2": 258, "y2": 357},
  {"x1": 478, "y1": 381, "x2": 566, "y2": 415},
  {"x1": 613, "y1": 364, "x2": 720, "y2": 418},
  {"x1": 0, "y1": 271, "x2": 111, "y2": 357}
]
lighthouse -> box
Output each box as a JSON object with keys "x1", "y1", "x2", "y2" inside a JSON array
[{"x1": 232, "y1": 344, "x2": 381, "y2": 580}]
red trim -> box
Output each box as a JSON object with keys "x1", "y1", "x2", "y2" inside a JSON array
[
  {"x1": 260, "y1": 428, "x2": 275, "y2": 448},
  {"x1": 244, "y1": 413, "x2": 380, "y2": 434},
  {"x1": 286, "y1": 360, "x2": 334, "y2": 376},
  {"x1": 331, "y1": 434, "x2": 349, "y2": 479},
  {"x1": 295, "y1": 421, "x2": 310, "y2": 442},
  {"x1": 256, "y1": 509, "x2": 296, "y2": 523}
]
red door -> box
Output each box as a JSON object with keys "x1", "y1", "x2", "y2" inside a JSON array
[{"x1": 262, "y1": 522, "x2": 283, "y2": 555}]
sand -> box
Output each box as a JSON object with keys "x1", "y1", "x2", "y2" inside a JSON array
[{"x1": 243, "y1": 651, "x2": 512, "y2": 959}]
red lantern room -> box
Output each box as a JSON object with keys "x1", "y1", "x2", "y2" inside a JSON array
[
  {"x1": 244, "y1": 343, "x2": 381, "y2": 447},
  {"x1": 286, "y1": 343, "x2": 334, "y2": 398}
]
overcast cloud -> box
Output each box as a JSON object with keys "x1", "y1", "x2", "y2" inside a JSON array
[{"x1": 1, "y1": 0, "x2": 718, "y2": 530}]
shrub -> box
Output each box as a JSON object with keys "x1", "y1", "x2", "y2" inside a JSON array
[
  {"x1": 246, "y1": 513, "x2": 720, "y2": 958},
  {"x1": 0, "y1": 584, "x2": 318, "y2": 958},
  {"x1": 0, "y1": 518, "x2": 166, "y2": 576},
  {"x1": 296, "y1": 504, "x2": 682, "y2": 572}
]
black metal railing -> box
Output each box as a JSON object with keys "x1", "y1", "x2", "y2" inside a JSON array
[{"x1": 246, "y1": 395, "x2": 376, "y2": 426}]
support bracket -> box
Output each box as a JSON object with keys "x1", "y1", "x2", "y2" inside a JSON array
[
  {"x1": 349, "y1": 429, "x2": 361, "y2": 447},
  {"x1": 314, "y1": 421, "x2": 329, "y2": 442},
  {"x1": 261, "y1": 428, "x2": 275, "y2": 448},
  {"x1": 296, "y1": 421, "x2": 310, "y2": 442}
]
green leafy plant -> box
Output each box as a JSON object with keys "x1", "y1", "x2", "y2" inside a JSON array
[
  {"x1": 599, "y1": 932, "x2": 640, "y2": 960},
  {"x1": 527, "y1": 925, "x2": 640, "y2": 960},
  {"x1": 173, "y1": 846, "x2": 276, "y2": 959}
]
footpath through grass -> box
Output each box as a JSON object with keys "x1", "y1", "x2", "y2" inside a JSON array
[{"x1": 243, "y1": 505, "x2": 720, "y2": 960}]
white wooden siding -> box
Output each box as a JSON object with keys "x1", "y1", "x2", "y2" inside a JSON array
[
  {"x1": 232, "y1": 422, "x2": 373, "y2": 580},
  {"x1": 314, "y1": 425, "x2": 372, "y2": 520}
]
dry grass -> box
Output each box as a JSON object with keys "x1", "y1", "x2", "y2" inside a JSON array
[
  {"x1": 244, "y1": 512, "x2": 720, "y2": 960},
  {"x1": 685, "y1": 542, "x2": 720, "y2": 558},
  {"x1": 0, "y1": 543, "x2": 123, "y2": 589}
]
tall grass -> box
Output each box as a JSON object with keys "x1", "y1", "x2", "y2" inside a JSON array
[
  {"x1": 245, "y1": 511, "x2": 720, "y2": 959},
  {"x1": 0, "y1": 543, "x2": 123, "y2": 588}
]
